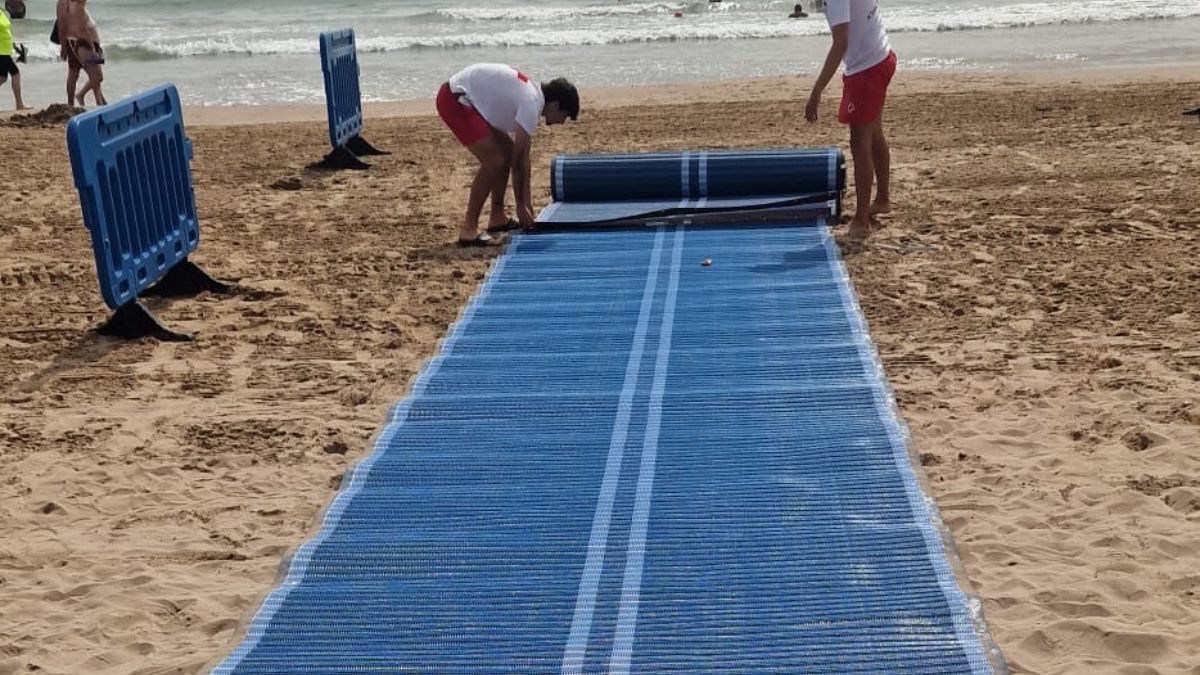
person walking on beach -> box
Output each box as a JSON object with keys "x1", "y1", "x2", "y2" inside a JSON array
[
  {"x1": 62, "y1": 0, "x2": 105, "y2": 107},
  {"x1": 804, "y1": 0, "x2": 896, "y2": 239},
  {"x1": 436, "y1": 63, "x2": 579, "y2": 246},
  {"x1": 54, "y1": 0, "x2": 81, "y2": 106},
  {"x1": 0, "y1": 1, "x2": 30, "y2": 111}
]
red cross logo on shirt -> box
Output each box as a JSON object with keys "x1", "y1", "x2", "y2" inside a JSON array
[{"x1": 515, "y1": 70, "x2": 530, "y2": 83}]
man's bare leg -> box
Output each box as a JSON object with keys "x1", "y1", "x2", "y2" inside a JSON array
[
  {"x1": 842, "y1": 120, "x2": 877, "y2": 239},
  {"x1": 870, "y1": 117, "x2": 891, "y2": 215},
  {"x1": 461, "y1": 134, "x2": 509, "y2": 242},
  {"x1": 10, "y1": 73, "x2": 30, "y2": 110},
  {"x1": 66, "y1": 66, "x2": 80, "y2": 107},
  {"x1": 486, "y1": 129, "x2": 513, "y2": 229},
  {"x1": 81, "y1": 63, "x2": 105, "y2": 106},
  {"x1": 75, "y1": 80, "x2": 91, "y2": 107}
]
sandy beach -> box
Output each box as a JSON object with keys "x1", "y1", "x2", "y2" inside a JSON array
[{"x1": 1, "y1": 68, "x2": 1198, "y2": 674}]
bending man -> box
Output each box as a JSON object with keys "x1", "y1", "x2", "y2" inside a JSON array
[
  {"x1": 436, "y1": 63, "x2": 579, "y2": 246},
  {"x1": 805, "y1": 0, "x2": 896, "y2": 239}
]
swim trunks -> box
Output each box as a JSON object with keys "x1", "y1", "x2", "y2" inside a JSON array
[
  {"x1": 838, "y1": 50, "x2": 896, "y2": 125},
  {"x1": 436, "y1": 82, "x2": 493, "y2": 147}
]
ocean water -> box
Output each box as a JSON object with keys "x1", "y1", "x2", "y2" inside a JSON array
[{"x1": 5, "y1": 0, "x2": 1199, "y2": 107}]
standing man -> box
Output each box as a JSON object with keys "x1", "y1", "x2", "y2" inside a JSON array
[
  {"x1": 55, "y1": 0, "x2": 81, "y2": 106},
  {"x1": 436, "y1": 63, "x2": 579, "y2": 246},
  {"x1": 0, "y1": 0, "x2": 29, "y2": 111},
  {"x1": 64, "y1": 0, "x2": 105, "y2": 106},
  {"x1": 805, "y1": 0, "x2": 896, "y2": 239}
]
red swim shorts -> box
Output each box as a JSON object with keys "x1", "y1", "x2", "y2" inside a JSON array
[
  {"x1": 838, "y1": 51, "x2": 897, "y2": 126},
  {"x1": 436, "y1": 82, "x2": 492, "y2": 147}
]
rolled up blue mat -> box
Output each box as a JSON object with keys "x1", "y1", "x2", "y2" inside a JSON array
[{"x1": 541, "y1": 147, "x2": 844, "y2": 224}]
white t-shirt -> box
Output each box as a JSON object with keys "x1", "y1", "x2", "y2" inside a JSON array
[
  {"x1": 448, "y1": 63, "x2": 545, "y2": 136},
  {"x1": 824, "y1": 0, "x2": 891, "y2": 76}
]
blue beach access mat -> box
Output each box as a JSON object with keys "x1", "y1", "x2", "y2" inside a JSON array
[{"x1": 212, "y1": 150, "x2": 1005, "y2": 674}]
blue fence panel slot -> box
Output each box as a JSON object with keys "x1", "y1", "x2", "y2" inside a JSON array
[
  {"x1": 320, "y1": 28, "x2": 364, "y2": 150},
  {"x1": 66, "y1": 83, "x2": 199, "y2": 310}
]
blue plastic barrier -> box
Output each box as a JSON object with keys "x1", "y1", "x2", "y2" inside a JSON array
[
  {"x1": 67, "y1": 84, "x2": 198, "y2": 310},
  {"x1": 319, "y1": 28, "x2": 364, "y2": 151},
  {"x1": 542, "y1": 148, "x2": 845, "y2": 224},
  {"x1": 316, "y1": 28, "x2": 387, "y2": 169}
]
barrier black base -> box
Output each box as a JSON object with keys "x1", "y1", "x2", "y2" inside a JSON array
[
  {"x1": 98, "y1": 301, "x2": 194, "y2": 342},
  {"x1": 313, "y1": 145, "x2": 371, "y2": 170},
  {"x1": 143, "y1": 259, "x2": 232, "y2": 298},
  {"x1": 346, "y1": 134, "x2": 390, "y2": 156}
]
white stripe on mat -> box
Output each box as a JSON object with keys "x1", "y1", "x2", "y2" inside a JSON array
[
  {"x1": 610, "y1": 225, "x2": 685, "y2": 674},
  {"x1": 680, "y1": 152, "x2": 690, "y2": 199},
  {"x1": 562, "y1": 228, "x2": 667, "y2": 674}
]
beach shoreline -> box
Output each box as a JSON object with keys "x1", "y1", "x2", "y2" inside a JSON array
[
  {"x1": 185, "y1": 62, "x2": 1200, "y2": 126},
  {"x1": 2, "y1": 65, "x2": 1199, "y2": 675},
  {"x1": 3, "y1": 62, "x2": 1197, "y2": 126}
]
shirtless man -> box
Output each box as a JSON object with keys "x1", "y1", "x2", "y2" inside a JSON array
[
  {"x1": 55, "y1": 0, "x2": 80, "y2": 105},
  {"x1": 62, "y1": 0, "x2": 105, "y2": 106}
]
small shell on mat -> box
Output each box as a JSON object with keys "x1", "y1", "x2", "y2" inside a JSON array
[{"x1": 702, "y1": 258, "x2": 713, "y2": 267}]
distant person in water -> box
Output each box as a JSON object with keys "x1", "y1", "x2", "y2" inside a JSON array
[
  {"x1": 0, "y1": 1, "x2": 30, "y2": 110},
  {"x1": 63, "y1": 0, "x2": 105, "y2": 106},
  {"x1": 788, "y1": 3, "x2": 808, "y2": 18},
  {"x1": 435, "y1": 63, "x2": 579, "y2": 246},
  {"x1": 805, "y1": 0, "x2": 896, "y2": 240}
]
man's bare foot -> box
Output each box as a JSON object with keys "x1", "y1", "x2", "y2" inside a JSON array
[
  {"x1": 834, "y1": 219, "x2": 871, "y2": 241},
  {"x1": 870, "y1": 200, "x2": 892, "y2": 216},
  {"x1": 485, "y1": 210, "x2": 524, "y2": 233},
  {"x1": 16, "y1": 105, "x2": 31, "y2": 111}
]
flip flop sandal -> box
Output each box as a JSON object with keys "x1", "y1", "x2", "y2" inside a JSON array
[
  {"x1": 456, "y1": 232, "x2": 498, "y2": 248},
  {"x1": 486, "y1": 218, "x2": 522, "y2": 234}
]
